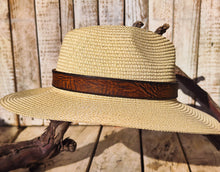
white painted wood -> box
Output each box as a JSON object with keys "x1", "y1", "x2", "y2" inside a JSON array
[
  {"x1": 9, "y1": 0, "x2": 43, "y2": 126},
  {"x1": 9, "y1": 0, "x2": 40, "y2": 92},
  {"x1": 74, "y1": 0, "x2": 98, "y2": 28},
  {"x1": 35, "y1": 0, "x2": 61, "y2": 88},
  {"x1": 99, "y1": 0, "x2": 124, "y2": 25},
  {"x1": 148, "y1": 0, "x2": 173, "y2": 39},
  {"x1": 197, "y1": 0, "x2": 220, "y2": 106},
  {"x1": 173, "y1": 0, "x2": 201, "y2": 104},
  {"x1": 43, "y1": 0, "x2": 74, "y2": 126},
  {"x1": 0, "y1": 0, "x2": 17, "y2": 125},
  {"x1": 125, "y1": 0, "x2": 148, "y2": 28},
  {"x1": 60, "y1": 0, "x2": 74, "y2": 40},
  {"x1": 35, "y1": 0, "x2": 61, "y2": 126}
]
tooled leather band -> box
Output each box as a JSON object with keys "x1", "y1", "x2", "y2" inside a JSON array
[{"x1": 52, "y1": 69, "x2": 178, "y2": 100}]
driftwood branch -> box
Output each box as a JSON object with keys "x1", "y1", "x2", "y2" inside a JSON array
[
  {"x1": 154, "y1": 23, "x2": 170, "y2": 35},
  {"x1": 132, "y1": 21, "x2": 144, "y2": 28},
  {"x1": 0, "y1": 121, "x2": 76, "y2": 171}
]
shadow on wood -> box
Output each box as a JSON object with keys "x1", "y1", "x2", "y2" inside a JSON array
[{"x1": 32, "y1": 128, "x2": 220, "y2": 171}]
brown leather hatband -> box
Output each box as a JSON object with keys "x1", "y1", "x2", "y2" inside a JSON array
[{"x1": 52, "y1": 69, "x2": 178, "y2": 100}]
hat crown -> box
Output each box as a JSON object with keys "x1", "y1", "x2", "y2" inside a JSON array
[{"x1": 56, "y1": 25, "x2": 176, "y2": 82}]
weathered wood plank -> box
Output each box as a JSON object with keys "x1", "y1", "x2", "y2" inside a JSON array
[
  {"x1": 35, "y1": 0, "x2": 61, "y2": 126},
  {"x1": 15, "y1": 126, "x2": 46, "y2": 142},
  {"x1": 74, "y1": 0, "x2": 98, "y2": 28},
  {"x1": 148, "y1": 0, "x2": 173, "y2": 39},
  {"x1": 42, "y1": 0, "x2": 74, "y2": 126},
  {"x1": 125, "y1": 0, "x2": 148, "y2": 28},
  {"x1": 9, "y1": 0, "x2": 40, "y2": 92},
  {"x1": 146, "y1": 3, "x2": 190, "y2": 171},
  {"x1": 0, "y1": 127, "x2": 18, "y2": 144},
  {"x1": 173, "y1": 0, "x2": 201, "y2": 104},
  {"x1": 197, "y1": 0, "x2": 220, "y2": 106},
  {"x1": 35, "y1": 0, "x2": 61, "y2": 88},
  {"x1": 14, "y1": 126, "x2": 101, "y2": 172},
  {"x1": 90, "y1": 127, "x2": 141, "y2": 172},
  {"x1": 60, "y1": 0, "x2": 74, "y2": 40},
  {"x1": 45, "y1": 126, "x2": 100, "y2": 171},
  {"x1": 0, "y1": 0, "x2": 17, "y2": 125},
  {"x1": 9, "y1": 0, "x2": 42, "y2": 126},
  {"x1": 142, "y1": 131, "x2": 189, "y2": 172},
  {"x1": 99, "y1": 0, "x2": 124, "y2": 25},
  {"x1": 179, "y1": 134, "x2": 220, "y2": 172}
]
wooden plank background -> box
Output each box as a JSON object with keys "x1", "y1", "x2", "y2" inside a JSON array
[{"x1": 0, "y1": 0, "x2": 219, "y2": 127}]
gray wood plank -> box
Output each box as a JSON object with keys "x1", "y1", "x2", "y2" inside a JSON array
[
  {"x1": 45, "y1": 126, "x2": 100, "y2": 171},
  {"x1": 0, "y1": 0, "x2": 17, "y2": 126},
  {"x1": 179, "y1": 134, "x2": 220, "y2": 172},
  {"x1": 197, "y1": 0, "x2": 220, "y2": 105},
  {"x1": 173, "y1": 0, "x2": 201, "y2": 104},
  {"x1": 9, "y1": 0, "x2": 43, "y2": 126},
  {"x1": 125, "y1": 0, "x2": 148, "y2": 28},
  {"x1": 74, "y1": 0, "x2": 98, "y2": 28},
  {"x1": 142, "y1": 131, "x2": 189, "y2": 172},
  {"x1": 99, "y1": 0, "x2": 124, "y2": 25},
  {"x1": 90, "y1": 127, "x2": 142, "y2": 172},
  {"x1": 0, "y1": 127, "x2": 19, "y2": 144}
]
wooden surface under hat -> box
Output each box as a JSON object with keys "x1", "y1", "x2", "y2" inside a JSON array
[{"x1": 2, "y1": 125, "x2": 220, "y2": 172}]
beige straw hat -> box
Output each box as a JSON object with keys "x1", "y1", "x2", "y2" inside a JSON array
[{"x1": 0, "y1": 25, "x2": 220, "y2": 134}]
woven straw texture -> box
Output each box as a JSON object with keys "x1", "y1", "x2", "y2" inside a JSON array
[
  {"x1": 0, "y1": 25, "x2": 220, "y2": 134},
  {"x1": 57, "y1": 25, "x2": 176, "y2": 82}
]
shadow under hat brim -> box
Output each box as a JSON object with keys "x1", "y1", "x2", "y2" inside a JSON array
[{"x1": 0, "y1": 87, "x2": 219, "y2": 134}]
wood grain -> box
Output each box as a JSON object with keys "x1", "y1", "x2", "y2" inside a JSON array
[
  {"x1": 147, "y1": 3, "x2": 190, "y2": 171},
  {"x1": 197, "y1": 0, "x2": 220, "y2": 106},
  {"x1": 45, "y1": 126, "x2": 100, "y2": 172},
  {"x1": 60, "y1": 0, "x2": 74, "y2": 40},
  {"x1": 14, "y1": 126, "x2": 101, "y2": 172},
  {"x1": 9, "y1": 0, "x2": 42, "y2": 126},
  {"x1": 9, "y1": 0, "x2": 40, "y2": 91},
  {"x1": 142, "y1": 131, "x2": 189, "y2": 172},
  {"x1": 0, "y1": 127, "x2": 18, "y2": 144},
  {"x1": 148, "y1": 0, "x2": 173, "y2": 39},
  {"x1": 173, "y1": 0, "x2": 201, "y2": 104},
  {"x1": 35, "y1": 0, "x2": 61, "y2": 126},
  {"x1": 179, "y1": 134, "x2": 220, "y2": 172},
  {"x1": 74, "y1": 0, "x2": 98, "y2": 28},
  {"x1": 35, "y1": 0, "x2": 61, "y2": 88},
  {"x1": 90, "y1": 127, "x2": 142, "y2": 172},
  {"x1": 99, "y1": 0, "x2": 124, "y2": 25},
  {"x1": 125, "y1": 0, "x2": 148, "y2": 28},
  {"x1": 0, "y1": 0, "x2": 17, "y2": 125},
  {"x1": 15, "y1": 126, "x2": 46, "y2": 142}
]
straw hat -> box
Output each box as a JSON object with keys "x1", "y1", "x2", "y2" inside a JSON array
[{"x1": 1, "y1": 25, "x2": 219, "y2": 134}]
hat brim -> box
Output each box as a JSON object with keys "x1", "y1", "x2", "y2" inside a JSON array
[{"x1": 0, "y1": 87, "x2": 219, "y2": 134}]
